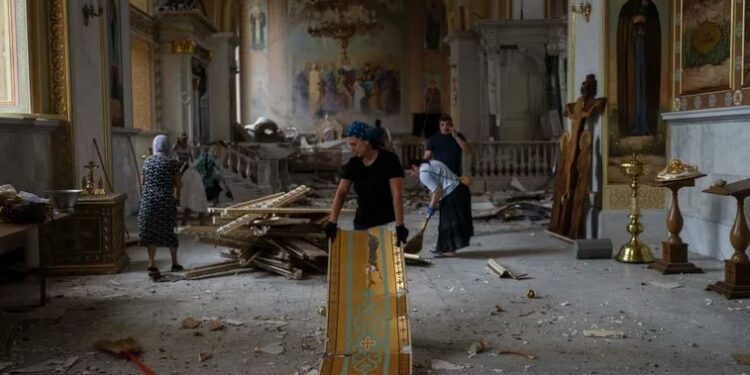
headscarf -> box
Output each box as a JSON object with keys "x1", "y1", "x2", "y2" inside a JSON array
[
  {"x1": 345, "y1": 121, "x2": 382, "y2": 143},
  {"x1": 152, "y1": 135, "x2": 170, "y2": 156}
]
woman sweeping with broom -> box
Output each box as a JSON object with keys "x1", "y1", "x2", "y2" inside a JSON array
[{"x1": 408, "y1": 159, "x2": 473, "y2": 257}]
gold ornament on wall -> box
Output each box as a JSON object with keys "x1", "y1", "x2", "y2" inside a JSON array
[{"x1": 571, "y1": 1, "x2": 592, "y2": 23}]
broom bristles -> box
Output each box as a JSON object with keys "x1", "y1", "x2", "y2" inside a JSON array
[{"x1": 94, "y1": 337, "x2": 142, "y2": 355}]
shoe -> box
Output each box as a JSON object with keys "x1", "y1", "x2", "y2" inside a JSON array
[
  {"x1": 147, "y1": 266, "x2": 158, "y2": 272},
  {"x1": 171, "y1": 264, "x2": 184, "y2": 272}
]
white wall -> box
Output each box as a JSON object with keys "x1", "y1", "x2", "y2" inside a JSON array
[{"x1": 665, "y1": 109, "x2": 750, "y2": 261}]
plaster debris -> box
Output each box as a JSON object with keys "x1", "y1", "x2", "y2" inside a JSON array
[
  {"x1": 468, "y1": 340, "x2": 488, "y2": 358},
  {"x1": 255, "y1": 343, "x2": 285, "y2": 355},
  {"x1": 199, "y1": 352, "x2": 212, "y2": 362},
  {"x1": 181, "y1": 317, "x2": 201, "y2": 329},
  {"x1": 431, "y1": 359, "x2": 466, "y2": 370},
  {"x1": 648, "y1": 281, "x2": 683, "y2": 289},
  {"x1": 207, "y1": 320, "x2": 224, "y2": 331},
  {"x1": 583, "y1": 329, "x2": 626, "y2": 339},
  {"x1": 225, "y1": 319, "x2": 244, "y2": 326},
  {"x1": 9, "y1": 357, "x2": 78, "y2": 373}
]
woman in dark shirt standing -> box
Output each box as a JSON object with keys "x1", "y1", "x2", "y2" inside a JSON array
[{"x1": 326, "y1": 121, "x2": 409, "y2": 245}]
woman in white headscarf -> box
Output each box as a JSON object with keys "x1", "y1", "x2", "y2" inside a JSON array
[{"x1": 138, "y1": 135, "x2": 183, "y2": 274}]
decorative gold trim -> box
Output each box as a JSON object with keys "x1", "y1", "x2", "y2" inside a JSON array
[
  {"x1": 100, "y1": 0, "x2": 113, "y2": 177},
  {"x1": 129, "y1": 4, "x2": 155, "y2": 40},
  {"x1": 49, "y1": 0, "x2": 74, "y2": 189},
  {"x1": 27, "y1": 0, "x2": 41, "y2": 112},
  {"x1": 167, "y1": 39, "x2": 213, "y2": 61},
  {"x1": 168, "y1": 40, "x2": 197, "y2": 54},
  {"x1": 677, "y1": 0, "x2": 735, "y2": 96}
]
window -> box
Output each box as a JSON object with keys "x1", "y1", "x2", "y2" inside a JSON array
[{"x1": 0, "y1": 0, "x2": 30, "y2": 113}]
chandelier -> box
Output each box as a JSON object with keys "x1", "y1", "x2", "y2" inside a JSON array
[{"x1": 307, "y1": 0, "x2": 378, "y2": 64}]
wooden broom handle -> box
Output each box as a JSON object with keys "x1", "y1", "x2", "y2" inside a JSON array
[{"x1": 125, "y1": 351, "x2": 156, "y2": 375}]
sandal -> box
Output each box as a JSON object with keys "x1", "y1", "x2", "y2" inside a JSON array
[{"x1": 171, "y1": 264, "x2": 184, "y2": 272}]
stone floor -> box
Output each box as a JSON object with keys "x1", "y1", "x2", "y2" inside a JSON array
[{"x1": 1, "y1": 213, "x2": 750, "y2": 375}]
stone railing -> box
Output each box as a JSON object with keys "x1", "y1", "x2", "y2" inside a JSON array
[
  {"x1": 221, "y1": 145, "x2": 260, "y2": 185},
  {"x1": 393, "y1": 138, "x2": 559, "y2": 191}
]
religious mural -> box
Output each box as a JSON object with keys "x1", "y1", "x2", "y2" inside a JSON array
[
  {"x1": 249, "y1": 0, "x2": 267, "y2": 50},
  {"x1": 680, "y1": 0, "x2": 732, "y2": 94},
  {"x1": 606, "y1": 0, "x2": 670, "y2": 184},
  {"x1": 288, "y1": 2, "x2": 403, "y2": 126}
]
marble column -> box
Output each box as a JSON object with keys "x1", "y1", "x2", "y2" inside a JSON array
[
  {"x1": 208, "y1": 32, "x2": 237, "y2": 141},
  {"x1": 445, "y1": 31, "x2": 481, "y2": 142},
  {"x1": 239, "y1": 0, "x2": 253, "y2": 125},
  {"x1": 159, "y1": 51, "x2": 193, "y2": 138}
]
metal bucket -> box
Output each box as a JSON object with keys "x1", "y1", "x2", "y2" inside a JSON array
[{"x1": 46, "y1": 190, "x2": 82, "y2": 213}]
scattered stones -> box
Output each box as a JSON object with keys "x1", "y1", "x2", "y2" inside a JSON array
[{"x1": 181, "y1": 317, "x2": 201, "y2": 329}]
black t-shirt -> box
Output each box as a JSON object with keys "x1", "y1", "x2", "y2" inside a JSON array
[
  {"x1": 427, "y1": 133, "x2": 466, "y2": 175},
  {"x1": 340, "y1": 149, "x2": 404, "y2": 228}
]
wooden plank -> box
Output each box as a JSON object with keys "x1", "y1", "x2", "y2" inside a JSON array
[
  {"x1": 217, "y1": 186, "x2": 311, "y2": 234},
  {"x1": 252, "y1": 258, "x2": 303, "y2": 280},
  {"x1": 186, "y1": 267, "x2": 257, "y2": 280},
  {"x1": 184, "y1": 261, "x2": 241, "y2": 278},
  {"x1": 217, "y1": 207, "x2": 351, "y2": 215},
  {"x1": 252, "y1": 217, "x2": 311, "y2": 226},
  {"x1": 222, "y1": 192, "x2": 286, "y2": 210},
  {"x1": 285, "y1": 239, "x2": 328, "y2": 260}
]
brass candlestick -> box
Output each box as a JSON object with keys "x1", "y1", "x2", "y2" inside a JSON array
[{"x1": 616, "y1": 154, "x2": 654, "y2": 263}]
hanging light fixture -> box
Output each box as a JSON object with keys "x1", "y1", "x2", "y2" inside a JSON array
[{"x1": 307, "y1": 0, "x2": 378, "y2": 65}]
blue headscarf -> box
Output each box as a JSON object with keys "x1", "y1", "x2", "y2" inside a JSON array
[
  {"x1": 152, "y1": 135, "x2": 170, "y2": 156},
  {"x1": 345, "y1": 121, "x2": 382, "y2": 143}
]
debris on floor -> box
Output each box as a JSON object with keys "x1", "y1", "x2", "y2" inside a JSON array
[
  {"x1": 582, "y1": 329, "x2": 626, "y2": 339},
  {"x1": 181, "y1": 317, "x2": 201, "y2": 329},
  {"x1": 431, "y1": 359, "x2": 466, "y2": 370},
  {"x1": 525, "y1": 289, "x2": 536, "y2": 299},
  {"x1": 181, "y1": 186, "x2": 332, "y2": 280},
  {"x1": 207, "y1": 320, "x2": 224, "y2": 331},
  {"x1": 487, "y1": 259, "x2": 529, "y2": 280},
  {"x1": 732, "y1": 353, "x2": 750, "y2": 365},
  {"x1": 8, "y1": 357, "x2": 78, "y2": 373},
  {"x1": 648, "y1": 280, "x2": 684, "y2": 289},
  {"x1": 496, "y1": 350, "x2": 536, "y2": 360},
  {"x1": 489, "y1": 305, "x2": 505, "y2": 316},
  {"x1": 255, "y1": 342, "x2": 285, "y2": 355},
  {"x1": 199, "y1": 352, "x2": 213, "y2": 362},
  {"x1": 467, "y1": 340, "x2": 488, "y2": 358}
]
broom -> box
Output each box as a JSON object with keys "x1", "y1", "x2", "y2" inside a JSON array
[
  {"x1": 94, "y1": 338, "x2": 155, "y2": 375},
  {"x1": 404, "y1": 212, "x2": 433, "y2": 254}
]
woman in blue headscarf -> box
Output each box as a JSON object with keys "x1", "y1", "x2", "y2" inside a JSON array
[
  {"x1": 138, "y1": 135, "x2": 183, "y2": 275},
  {"x1": 325, "y1": 121, "x2": 409, "y2": 245}
]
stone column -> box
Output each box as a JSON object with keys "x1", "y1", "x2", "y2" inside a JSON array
[
  {"x1": 239, "y1": 0, "x2": 253, "y2": 125},
  {"x1": 159, "y1": 48, "x2": 193, "y2": 138},
  {"x1": 208, "y1": 32, "x2": 237, "y2": 142},
  {"x1": 445, "y1": 31, "x2": 481, "y2": 142}
]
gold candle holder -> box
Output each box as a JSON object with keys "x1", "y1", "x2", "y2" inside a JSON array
[{"x1": 616, "y1": 154, "x2": 654, "y2": 263}]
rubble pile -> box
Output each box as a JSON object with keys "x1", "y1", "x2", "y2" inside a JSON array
[{"x1": 181, "y1": 186, "x2": 332, "y2": 280}]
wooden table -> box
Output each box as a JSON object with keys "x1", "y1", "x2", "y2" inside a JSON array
[
  {"x1": 0, "y1": 213, "x2": 69, "y2": 306},
  {"x1": 41, "y1": 194, "x2": 128, "y2": 275}
]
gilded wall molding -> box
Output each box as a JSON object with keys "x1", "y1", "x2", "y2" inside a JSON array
[
  {"x1": 49, "y1": 0, "x2": 70, "y2": 118},
  {"x1": 166, "y1": 40, "x2": 213, "y2": 61},
  {"x1": 49, "y1": 0, "x2": 74, "y2": 188},
  {"x1": 129, "y1": 5, "x2": 156, "y2": 39}
]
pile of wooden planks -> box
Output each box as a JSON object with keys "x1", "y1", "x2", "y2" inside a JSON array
[{"x1": 181, "y1": 186, "x2": 336, "y2": 280}]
